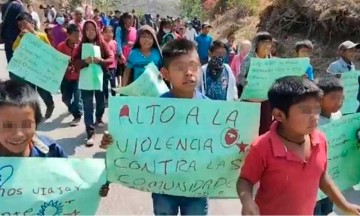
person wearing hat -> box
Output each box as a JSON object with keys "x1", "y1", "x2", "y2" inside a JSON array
[
  {"x1": 327, "y1": 40, "x2": 360, "y2": 73},
  {"x1": 195, "y1": 23, "x2": 213, "y2": 65}
]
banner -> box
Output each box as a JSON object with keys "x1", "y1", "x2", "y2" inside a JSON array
[
  {"x1": 317, "y1": 113, "x2": 360, "y2": 200},
  {"x1": 106, "y1": 97, "x2": 260, "y2": 198},
  {"x1": 340, "y1": 71, "x2": 360, "y2": 114},
  {"x1": 241, "y1": 58, "x2": 310, "y2": 100},
  {"x1": 7, "y1": 33, "x2": 70, "y2": 93},
  {"x1": 113, "y1": 62, "x2": 169, "y2": 97},
  {"x1": 0, "y1": 158, "x2": 106, "y2": 215},
  {"x1": 79, "y1": 43, "x2": 103, "y2": 91}
]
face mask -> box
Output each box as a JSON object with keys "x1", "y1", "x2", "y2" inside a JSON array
[
  {"x1": 208, "y1": 56, "x2": 224, "y2": 80},
  {"x1": 163, "y1": 29, "x2": 171, "y2": 33},
  {"x1": 56, "y1": 17, "x2": 65, "y2": 25}
]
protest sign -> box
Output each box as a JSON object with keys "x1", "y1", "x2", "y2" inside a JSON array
[
  {"x1": 113, "y1": 62, "x2": 169, "y2": 97},
  {"x1": 241, "y1": 58, "x2": 310, "y2": 100},
  {"x1": 7, "y1": 33, "x2": 70, "y2": 93},
  {"x1": 0, "y1": 157, "x2": 106, "y2": 215},
  {"x1": 317, "y1": 113, "x2": 360, "y2": 200},
  {"x1": 79, "y1": 43, "x2": 103, "y2": 91},
  {"x1": 340, "y1": 71, "x2": 360, "y2": 114},
  {"x1": 106, "y1": 97, "x2": 260, "y2": 198}
]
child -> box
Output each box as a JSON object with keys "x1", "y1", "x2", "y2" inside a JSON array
[
  {"x1": 122, "y1": 25, "x2": 162, "y2": 86},
  {"x1": 13, "y1": 12, "x2": 55, "y2": 119},
  {"x1": 295, "y1": 40, "x2": 315, "y2": 80},
  {"x1": 271, "y1": 38, "x2": 279, "y2": 57},
  {"x1": 156, "y1": 19, "x2": 172, "y2": 45},
  {"x1": 100, "y1": 39, "x2": 208, "y2": 215},
  {"x1": 73, "y1": 20, "x2": 113, "y2": 147},
  {"x1": 313, "y1": 76, "x2": 344, "y2": 215},
  {"x1": 0, "y1": 80, "x2": 66, "y2": 158},
  {"x1": 327, "y1": 40, "x2": 360, "y2": 73},
  {"x1": 102, "y1": 26, "x2": 117, "y2": 101},
  {"x1": 226, "y1": 32, "x2": 237, "y2": 64},
  {"x1": 195, "y1": 23, "x2": 213, "y2": 65},
  {"x1": 237, "y1": 76, "x2": 360, "y2": 215},
  {"x1": 199, "y1": 40, "x2": 237, "y2": 101},
  {"x1": 56, "y1": 24, "x2": 83, "y2": 127},
  {"x1": 230, "y1": 40, "x2": 251, "y2": 83}
]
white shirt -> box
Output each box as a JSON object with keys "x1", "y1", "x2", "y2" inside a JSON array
[
  {"x1": 185, "y1": 28, "x2": 197, "y2": 42},
  {"x1": 31, "y1": 11, "x2": 41, "y2": 30}
]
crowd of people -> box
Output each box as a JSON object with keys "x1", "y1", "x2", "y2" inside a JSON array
[{"x1": 1, "y1": 0, "x2": 360, "y2": 215}]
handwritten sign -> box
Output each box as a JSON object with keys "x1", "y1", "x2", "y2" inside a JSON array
[
  {"x1": 317, "y1": 113, "x2": 360, "y2": 200},
  {"x1": 113, "y1": 62, "x2": 169, "y2": 97},
  {"x1": 340, "y1": 71, "x2": 360, "y2": 114},
  {"x1": 79, "y1": 43, "x2": 103, "y2": 91},
  {"x1": 0, "y1": 157, "x2": 106, "y2": 215},
  {"x1": 106, "y1": 97, "x2": 260, "y2": 198},
  {"x1": 7, "y1": 33, "x2": 70, "y2": 93},
  {"x1": 241, "y1": 58, "x2": 310, "y2": 100}
]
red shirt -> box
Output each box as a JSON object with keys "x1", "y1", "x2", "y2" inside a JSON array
[
  {"x1": 56, "y1": 40, "x2": 79, "y2": 81},
  {"x1": 106, "y1": 39, "x2": 117, "y2": 69},
  {"x1": 240, "y1": 121, "x2": 328, "y2": 215}
]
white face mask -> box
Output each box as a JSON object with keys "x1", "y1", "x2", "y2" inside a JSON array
[
  {"x1": 163, "y1": 28, "x2": 171, "y2": 33},
  {"x1": 56, "y1": 17, "x2": 65, "y2": 25}
]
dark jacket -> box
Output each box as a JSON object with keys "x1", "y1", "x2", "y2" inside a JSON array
[{"x1": 1, "y1": 0, "x2": 25, "y2": 43}]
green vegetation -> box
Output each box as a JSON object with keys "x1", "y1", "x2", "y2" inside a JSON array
[{"x1": 180, "y1": 0, "x2": 205, "y2": 20}]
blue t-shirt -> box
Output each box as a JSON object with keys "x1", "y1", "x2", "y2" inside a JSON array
[
  {"x1": 126, "y1": 48, "x2": 162, "y2": 80},
  {"x1": 30, "y1": 135, "x2": 67, "y2": 158},
  {"x1": 306, "y1": 64, "x2": 314, "y2": 81},
  {"x1": 196, "y1": 34, "x2": 213, "y2": 63},
  {"x1": 161, "y1": 90, "x2": 207, "y2": 99}
]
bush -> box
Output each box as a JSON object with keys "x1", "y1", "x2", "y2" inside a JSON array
[{"x1": 226, "y1": 0, "x2": 259, "y2": 15}]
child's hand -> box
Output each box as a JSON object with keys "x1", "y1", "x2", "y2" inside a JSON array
[
  {"x1": 241, "y1": 199, "x2": 260, "y2": 215},
  {"x1": 100, "y1": 131, "x2": 114, "y2": 149},
  {"x1": 99, "y1": 181, "x2": 110, "y2": 197},
  {"x1": 303, "y1": 74, "x2": 308, "y2": 79},
  {"x1": 93, "y1": 57, "x2": 103, "y2": 64},
  {"x1": 84, "y1": 57, "x2": 92, "y2": 64},
  {"x1": 342, "y1": 203, "x2": 360, "y2": 215}
]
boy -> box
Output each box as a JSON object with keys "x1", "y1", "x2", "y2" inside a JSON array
[
  {"x1": 295, "y1": 40, "x2": 315, "y2": 80},
  {"x1": 327, "y1": 40, "x2": 360, "y2": 73},
  {"x1": 237, "y1": 76, "x2": 360, "y2": 215},
  {"x1": 100, "y1": 39, "x2": 208, "y2": 215},
  {"x1": 199, "y1": 40, "x2": 237, "y2": 101},
  {"x1": 314, "y1": 76, "x2": 344, "y2": 215},
  {"x1": 56, "y1": 24, "x2": 83, "y2": 127},
  {"x1": 195, "y1": 23, "x2": 213, "y2": 65},
  {"x1": 13, "y1": 12, "x2": 55, "y2": 119},
  {"x1": 0, "y1": 80, "x2": 67, "y2": 158}
]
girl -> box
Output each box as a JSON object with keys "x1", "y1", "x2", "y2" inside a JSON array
[
  {"x1": 122, "y1": 25, "x2": 162, "y2": 86},
  {"x1": 239, "y1": 31, "x2": 273, "y2": 135},
  {"x1": 73, "y1": 20, "x2": 113, "y2": 147},
  {"x1": 156, "y1": 19, "x2": 171, "y2": 46},
  {"x1": 115, "y1": 12, "x2": 137, "y2": 86},
  {"x1": 102, "y1": 26, "x2": 117, "y2": 101}
]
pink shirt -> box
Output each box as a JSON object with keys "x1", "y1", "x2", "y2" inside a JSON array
[
  {"x1": 107, "y1": 40, "x2": 117, "y2": 69},
  {"x1": 240, "y1": 121, "x2": 328, "y2": 215},
  {"x1": 230, "y1": 53, "x2": 247, "y2": 82}
]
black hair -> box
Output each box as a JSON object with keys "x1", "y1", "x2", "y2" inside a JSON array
[
  {"x1": 16, "y1": 12, "x2": 34, "y2": 23},
  {"x1": 119, "y1": 12, "x2": 134, "y2": 43},
  {"x1": 210, "y1": 40, "x2": 227, "y2": 53},
  {"x1": 315, "y1": 75, "x2": 343, "y2": 94},
  {"x1": 94, "y1": 8, "x2": 99, "y2": 13},
  {"x1": 268, "y1": 76, "x2": 322, "y2": 116},
  {"x1": 295, "y1": 40, "x2": 314, "y2": 53},
  {"x1": 162, "y1": 39, "x2": 196, "y2": 68},
  {"x1": 0, "y1": 80, "x2": 42, "y2": 125},
  {"x1": 255, "y1": 31, "x2": 272, "y2": 43},
  {"x1": 27, "y1": 4, "x2": 32, "y2": 9},
  {"x1": 66, "y1": 23, "x2": 79, "y2": 34},
  {"x1": 102, "y1": 25, "x2": 113, "y2": 33}
]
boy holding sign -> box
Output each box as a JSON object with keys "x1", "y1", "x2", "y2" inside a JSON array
[
  {"x1": 100, "y1": 39, "x2": 208, "y2": 215},
  {"x1": 0, "y1": 80, "x2": 67, "y2": 158},
  {"x1": 237, "y1": 76, "x2": 360, "y2": 215}
]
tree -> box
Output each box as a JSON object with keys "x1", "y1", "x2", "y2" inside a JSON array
[{"x1": 180, "y1": 0, "x2": 205, "y2": 20}]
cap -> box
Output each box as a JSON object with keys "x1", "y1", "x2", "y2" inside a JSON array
[
  {"x1": 202, "y1": 23, "x2": 212, "y2": 29},
  {"x1": 338, "y1": 40, "x2": 360, "y2": 50}
]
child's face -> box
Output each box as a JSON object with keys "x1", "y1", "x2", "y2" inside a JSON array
[
  {"x1": 341, "y1": 48, "x2": 357, "y2": 62},
  {"x1": 320, "y1": 90, "x2": 344, "y2": 114},
  {"x1": 228, "y1": 36, "x2": 235, "y2": 44},
  {"x1": 274, "y1": 97, "x2": 321, "y2": 135},
  {"x1": 0, "y1": 106, "x2": 36, "y2": 155},
  {"x1": 210, "y1": 47, "x2": 227, "y2": 58},
  {"x1": 139, "y1": 31, "x2": 154, "y2": 49},
  {"x1": 178, "y1": 28, "x2": 185, "y2": 35},
  {"x1": 271, "y1": 42, "x2": 278, "y2": 55},
  {"x1": 125, "y1": 18, "x2": 133, "y2": 29},
  {"x1": 202, "y1": 27, "x2": 210, "y2": 34},
  {"x1": 297, "y1": 47, "x2": 312, "y2": 58},
  {"x1": 85, "y1": 23, "x2": 97, "y2": 41},
  {"x1": 18, "y1": 20, "x2": 34, "y2": 32},
  {"x1": 103, "y1": 29, "x2": 113, "y2": 41},
  {"x1": 256, "y1": 40, "x2": 272, "y2": 57},
  {"x1": 68, "y1": 31, "x2": 81, "y2": 44},
  {"x1": 162, "y1": 49, "x2": 200, "y2": 93}
]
